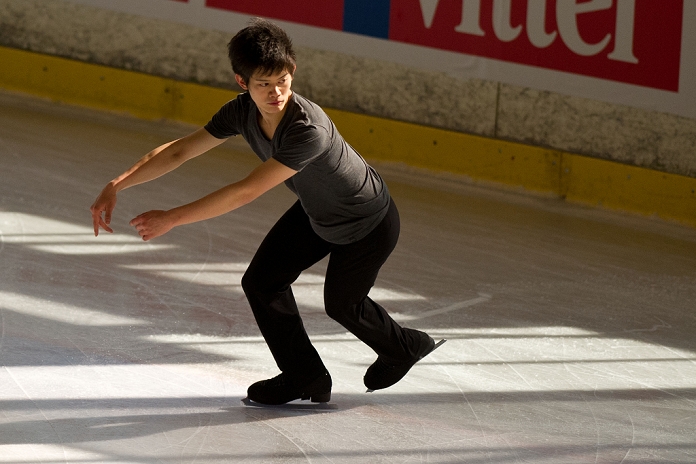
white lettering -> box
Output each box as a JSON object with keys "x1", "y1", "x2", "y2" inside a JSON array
[
  {"x1": 492, "y1": 0, "x2": 522, "y2": 42},
  {"x1": 608, "y1": 0, "x2": 639, "y2": 63},
  {"x1": 419, "y1": 0, "x2": 440, "y2": 29},
  {"x1": 527, "y1": 0, "x2": 557, "y2": 48},
  {"x1": 455, "y1": 0, "x2": 485, "y2": 36},
  {"x1": 450, "y1": 0, "x2": 637, "y2": 63},
  {"x1": 556, "y1": 0, "x2": 612, "y2": 56}
]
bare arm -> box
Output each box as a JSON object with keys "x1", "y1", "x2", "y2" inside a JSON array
[
  {"x1": 129, "y1": 158, "x2": 297, "y2": 241},
  {"x1": 90, "y1": 128, "x2": 225, "y2": 235}
]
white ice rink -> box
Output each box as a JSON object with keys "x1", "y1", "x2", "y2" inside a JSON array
[{"x1": 1, "y1": 90, "x2": 695, "y2": 463}]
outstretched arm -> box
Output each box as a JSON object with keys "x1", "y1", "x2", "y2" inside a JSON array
[
  {"x1": 90, "y1": 128, "x2": 225, "y2": 236},
  {"x1": 129, "y1": 158, "x2": 297, "y2": 241}
]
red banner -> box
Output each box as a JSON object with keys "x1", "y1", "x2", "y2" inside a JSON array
[
  {"x1": 389, "y1": 0, "x2": 683, "y2": 92},
  {"x1": 198, "y1": 0, "x2": 684, "y2": 92}
]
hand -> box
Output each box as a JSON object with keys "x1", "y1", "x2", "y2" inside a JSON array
[
  {"x1": 130, "y1": 210, "x2": 175, "y2": 241},
  {"x1": 90, "y1": 184, "x2": 117, "y2": 236}
]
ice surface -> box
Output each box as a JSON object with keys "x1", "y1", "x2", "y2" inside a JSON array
[{"x1": 1, "y1": 90, "x2": 695, "y2": 463}]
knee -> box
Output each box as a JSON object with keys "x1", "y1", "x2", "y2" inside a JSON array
[
  {"x1": 241, "y1": 269, "x2": 273, "y2": 320},
  {"x1": 324, "y1": 284, "x2": 361, "y2": 324},
  {"x1": 324, "y1": 299, "x2": 358, "y2": 325},
  {"x1": 241, "y1": 266, "x2": 290, "y2": 301},
  {"x1": 324, "y1": 300, "x2": 341, "y2": 321},
  {"x1": 241, "y1": 268, "x2": 260, "y2": 298}
]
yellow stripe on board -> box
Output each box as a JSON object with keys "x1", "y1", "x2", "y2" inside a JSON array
[
  {"x1": 2, "y1": 46, "x2": 695, "y2": 228},
  {"x1": 0, "y1": 46, "x2": 235, "y2": 125},
  {"x1": 561, "y1": 155, "x2": 696, "y2": 226}
]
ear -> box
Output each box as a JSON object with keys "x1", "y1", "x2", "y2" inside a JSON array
[{"x1": 234, "y1": 74, "x2": 248, "y2": 90}]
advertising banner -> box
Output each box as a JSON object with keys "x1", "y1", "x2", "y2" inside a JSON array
[
  {"x1": 66, "y1": 0, "x2": 695, "y2": 119},
  {"x1": 206, "y1": 0, "x2": 683, "y2": 93}
]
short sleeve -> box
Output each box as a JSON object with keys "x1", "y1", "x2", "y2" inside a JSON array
[{"x1": 204, "y1": 94, "x2": 246, "y2": 139}]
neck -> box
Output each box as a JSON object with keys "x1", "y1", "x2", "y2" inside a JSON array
[
  {"x1": 258, "y1": 92, "x2": 292, "y2": 139},
  {"x1": 259, "y1": 109, "x2": 285, "y2": 128}
]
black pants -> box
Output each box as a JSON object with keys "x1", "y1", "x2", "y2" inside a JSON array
[{"x1": 241, "y1": 199, "x2": 420, "y2": 382}]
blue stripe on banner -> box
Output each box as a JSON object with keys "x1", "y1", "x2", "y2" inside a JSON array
[{"x1": 343, "y1": 0, "x2": 391, "y2": 39}]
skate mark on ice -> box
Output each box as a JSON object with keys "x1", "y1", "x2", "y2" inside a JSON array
[
  {"x1": 436, "y1": 361, "x2": 492, "y2": 460},
  {"x1": 622, "y1": 316, "x2": 671, "y2": 333},
  {"x1": 392, "y1": 293, "x2": 491, "y2": 321}
]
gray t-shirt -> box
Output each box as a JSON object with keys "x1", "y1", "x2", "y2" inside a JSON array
[{"x1": 204, "y1": 91, "x2": 390, "y2": 244}]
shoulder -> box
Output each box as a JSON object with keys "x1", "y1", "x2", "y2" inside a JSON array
[
  {"x1": 223, "y1": 92, "x2": 254, "y2": 113},
  {"x1": 205, "y1": 92, "x2": 254, "y2": 139},
  {"x1": 289, "y1": 93, "x2": 326, "y2": 119},
  {"x1": 282, "y1": 115, "x2": 331, "y2": 150},
  {"x1": 284, "y1": 93, "x2": 332, "y2": 138},
  {"x1": 210, "y1": 92, "x2": 254, "y2": 122}
]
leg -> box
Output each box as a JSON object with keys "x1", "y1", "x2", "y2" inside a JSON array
[
  {"x1": 323, "y1": 199, "x2": 427, "y2": 363},
  {"x1": 241, "y1": 201, "x2": 331, "y2": 381}
]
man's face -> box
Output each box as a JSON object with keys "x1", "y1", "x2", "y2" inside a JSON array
[{"x1": 237, "y1": 69, "x2": 293, "y2": 116}]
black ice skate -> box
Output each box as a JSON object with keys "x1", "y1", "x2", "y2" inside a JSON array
[
  {"x1": 245, "y1": 370, "x2": 332, "y2": 405},
  {"x1": 364, "y1": 332, "x2": 446, "y2": 392}
]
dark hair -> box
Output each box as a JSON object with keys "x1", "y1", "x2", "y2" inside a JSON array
[{"x1": 228, "y1": 18, "x2": 297, "y2": 85}]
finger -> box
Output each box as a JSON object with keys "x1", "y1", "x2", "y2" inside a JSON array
[
  {"x1": 99, "y1": 218, "x2": 114, "y2": 234},
  {"x1": 92, "y1": 211, "x2": 102, "y2": 236},
  {"x1": 141, "y1": 230, "x2": 160, "y2": 241},
  {"x1": 139, "y1": 229, "x2": 152, "y2": 241},
  {"x1": 133, "y1": 221, "x2": 148, "y2": 235},
  {"x1": 130, "y1": 212, "x2": 149, "y2": 227}
]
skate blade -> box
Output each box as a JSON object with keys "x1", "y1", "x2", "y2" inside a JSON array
[
  {"x1": 431, "y1": 338, "x2": 447, "y2": 351},
  {"x1": 366, "y1": 339, "x2": 447, "y2": 393},
  {"x1": 241, "y1": 397, "x2": 337, "y2": 410}
]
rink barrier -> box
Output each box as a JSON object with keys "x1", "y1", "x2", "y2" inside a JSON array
[{"x1": 2, "y1": 45, "x2": 694, "y2": 228}]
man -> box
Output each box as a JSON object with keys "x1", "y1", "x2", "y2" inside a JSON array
[{"x1": 91, "y1": 18, "x2": 440, "y2": 405}]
